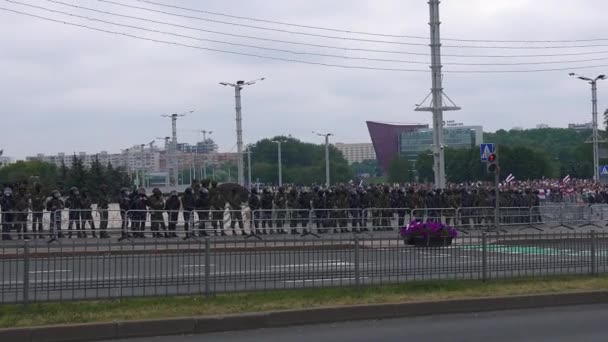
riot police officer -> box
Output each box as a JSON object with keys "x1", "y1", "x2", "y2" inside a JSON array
[
  {"x1": 195, "y1": 187, "x2": 211, "y2": 236},
  {"x1": 80, "y1": 189, "x2": 96, "y2": 238},
  {"x1": 118, "y1": 187, "x2": 132, "y2": 238},
  {"x1": 31, "y1": 183, "x2": 46, "y2": 239},
  {"x1": 46, "y1": 190, "x2": 64, "y2": 239},
  {"x1": 148, "y1": 188, "x2": 165, "y2": 238},
  {"x1": 65, "y1": 187, "x2": 82, "y2": 238},
  {"x1": 181, "y1": 187, "x2": 196, "y2": 238},
  {"x1": 165, "y1": 190, "x2": 181, "y2": 238}
]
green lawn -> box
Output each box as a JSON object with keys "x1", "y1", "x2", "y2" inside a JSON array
[{"x1": 2, "y1": 276, "x2": 608, "y2": 328}]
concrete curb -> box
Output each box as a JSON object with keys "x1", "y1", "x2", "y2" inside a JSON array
[{"x1": 2, "y1": 291, "x2": 608, "y2": 342}]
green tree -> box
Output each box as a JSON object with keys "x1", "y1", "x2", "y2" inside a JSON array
[
  {"x1": 387, "y1": 157, "x2": 414, "y2": 183},
  {"x1": 245, "y1": 136, "x2": 352, "y2": 185}
]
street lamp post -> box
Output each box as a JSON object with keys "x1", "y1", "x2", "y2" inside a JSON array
[
  {"x1": 197, "y1": 130, "x2": 213, "y2": 181},
  {"x1": 272, "y1": 141, "x2": 283, "y2": 186},
  {"x1": 220, "y1": 78, "x2": 265, "y2": 186},
  {"x1": 161, "y1": 110, "x2": 194, "y2": 187},
  {"x1": 314, "y1": 132, "x2": 333, "y2": 187},
  {"x1": 246, "y1": 150, "x2": 252, "y2": 188},
  {"x1": 569, "y1": 73, "x2": 607, "y2": 182}
]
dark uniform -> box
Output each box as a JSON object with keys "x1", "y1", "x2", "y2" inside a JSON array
[
  {"x1": 65, "y1": 187, "x2": 83, "y2": 238},
  {"x1": 118, "y1": 188, "x2": 131, "y2": 238},
  {"x1": 31, "y1": 184, "x2": 46, "y2": 239},
  {"x1": 195, "y1": 187, "x2": 211, "y2": 236},
  {"x1": 46, "y1": 190, "x2": 64, "y2": 239},
  {"x1": 286, "y1": 188, "x2": 300, "y2": 234},
  {"x1": 80, "y1": 189, "x2": 96, "y2": 238},
  {"x1": 248, "y1": 188, "x2": 262, "y2": 235},
  {"x1": 1, "y1": 188, "x2": 15, "y2": 240},
  {"x1": 298, "y1": 188, "x2": 313, "y2": 234},
  {"x1": 228, "y1": 188, "x2": 245, "y2": 235},
  {"x1": 181, "y1": 188, "x2": 196, "y2": 237},
  {"x1": 14, "y1": 186, "x2": 30, "y2": 239},
  {"x1": 209, "y1": 182, "x2": 225, "y2": 235},
  {"x1": 165, "y1": 191, "x2": 181, "y2": 238},
  {"x1": 274, "y1": 187, "x2": 288, "y2": 234},
  {"x1": 148, "y1": 188, "x2": 166, "y2": 238},
  {"x1": 260, "y1": 188, "x2": 274, "y2": 232},
  {"x1": 131, "y1": 188, "x2": 150, "y2": 238}
]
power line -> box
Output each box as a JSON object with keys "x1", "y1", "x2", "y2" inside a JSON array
[
  {"x1": 0, "y1": 6, "x2": 428, "y2": 73},
  {"x1": 135, "y1": 0, "x2": 608, "y2": 44},
  {"x1": 10, "y1": 0, "x2": 429, "y2": 65},
  {"x1": 44, "y1": 0, "x2": 608, "y2": 60},
  {"x1": 97, "y1": 0, "x2": 608, "y2": 50},
  {"x1": 3, "y1": 5, "x2": 608, "y2": 73},
  {"x1": 41, "y1": 0, "x2": 608, "y2": 66}
]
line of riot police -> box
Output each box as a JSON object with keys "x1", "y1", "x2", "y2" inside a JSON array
[{"x1": 0, "y1": 180, "x2": 544, "y2": 240}]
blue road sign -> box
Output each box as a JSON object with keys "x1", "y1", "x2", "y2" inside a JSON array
[
  {"x1": 600, "y1": 165, "x2": 608, "y2": 177},
  {"x1": 480, "y1": 143, "x2": 495, "y2": 162}
]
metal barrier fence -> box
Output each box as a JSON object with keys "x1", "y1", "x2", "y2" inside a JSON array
[
  {"x1": 1, "y1": 231, "x2": 607, "y2": 304},
  {"x1": 4, "y1": 204, "x2": 608, "y2": 243}
]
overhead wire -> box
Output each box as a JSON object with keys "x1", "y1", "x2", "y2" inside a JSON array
[
  {"x1": 3, "y1": 3, "x2": 608, "y2": 73},
  {"x1": 42, "y1": 0, "x2": 608, "y2": 63},
  {"x1": 134, "y1": 0, "x2": 608, "y2": 44},
  {"x1": 96, "y1": 0, "x2": 608, "y2": 50}
]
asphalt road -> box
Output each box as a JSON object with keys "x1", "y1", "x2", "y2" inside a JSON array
[
  {"x1": 0, "y1": 236, "x2": 604, "y2": 303},
  {"x1": 105, "y1": 304, "x2": 608, "y2": 342}
]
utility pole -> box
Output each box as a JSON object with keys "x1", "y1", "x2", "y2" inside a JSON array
[
  {"x1": 569, "y1": 73, "x2": 606, "y2": 182},
  {"x1": 197, "y1": 130, "x2": 213, "y2": 181},
  {"x1": 314, "y1": 132, "x2": 333, "y2": 187},
  {"x1": 415, "y1": 0, "x2": 460, "y2": 189},
  {"x1": 161, "y1": 111, "x2": 193, "y2": 187},
  {"x1": 246, "y1": 150, "x2": 252, "y2": 188},
  {"x1": 220, "y1": 77, "x2": 265, "y2": 186},
  {"x1": 272, "y1": 141, "x2": 283, "y2": 186}
]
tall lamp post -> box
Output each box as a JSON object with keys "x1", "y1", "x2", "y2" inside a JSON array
[
  {"x1": 161, "y1": 110, "x2": 194, "y2": 187},
  {"x1": 219, "y1": 77, "x2": 265, "y2": 186},
  {"x1": 570, "y1": 73, "x2": 606, "y2": 182},
  {"x1": 314, "y1": 132, "x2": 333, "y2": 187},
  {"x1": 272, "y1": 140, "x2": 283, "y2": 186}
]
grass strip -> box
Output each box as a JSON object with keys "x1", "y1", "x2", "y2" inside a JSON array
[{"x1": 2, "y1": 275, "x2": 608, "y2": 328}]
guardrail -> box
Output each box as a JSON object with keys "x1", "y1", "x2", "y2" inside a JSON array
[
  {"x1": 3, "y1": 204, "x2": 608, "y2": 243},
  {"x1": 1, "y1": 230, "x2": 607, "y2": 305}
]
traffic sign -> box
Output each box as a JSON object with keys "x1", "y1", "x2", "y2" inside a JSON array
[
  {"x1": 600, "y1": 165, "x2": 608, "y2": 177},
  {"x1": 480, "y1": 143, "x2": 495, "y2": 162}
]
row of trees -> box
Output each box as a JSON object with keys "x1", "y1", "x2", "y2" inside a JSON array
[
  {"x1": 0, "y1": 156, "x2": 132, "y2": 199},
  {"x1": 384, "y1": 128, "x2": 602, "y2": 183},
  {"x1": 244, "y1": 136, "x2": 352, "y2": 185}
]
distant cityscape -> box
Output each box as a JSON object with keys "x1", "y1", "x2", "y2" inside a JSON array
[{"x1": 0, "y1": 121, "x2": 597, "y2": 177}]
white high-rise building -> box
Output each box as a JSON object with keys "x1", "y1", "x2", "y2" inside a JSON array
[{"x1": 334, "y1": 143, "x2": 377, "y2": 164}]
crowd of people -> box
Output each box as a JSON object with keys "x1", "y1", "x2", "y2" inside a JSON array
[{"x1": 0, "y1": 178, "x2": 605, "y2": 241}]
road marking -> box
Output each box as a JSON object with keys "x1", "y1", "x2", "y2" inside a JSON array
[
  {"x1": 180, "y1": 264, "x2": 215, "y2": 268},
  {"x1": 28, "y1": 269, "x2": 71, "y2": 274},
  {"x1": 284, "y1": 277, "x2": 368, "y2": 284},
  {"x1": 270, "y1": 262, "x2": 354, "y2": 268}
]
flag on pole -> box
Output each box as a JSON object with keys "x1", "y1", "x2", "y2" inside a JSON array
[
  {"x1": 0, "y1": 150, "x2": 3, "y2": 157},
  {"x1": 505, "y1": 174, "x2": 515, "y2": 183},
  {"x1": 563, "y1": 175, "x2": 571, "y2": 183}
]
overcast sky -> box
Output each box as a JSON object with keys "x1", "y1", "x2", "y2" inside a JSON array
[{"x1": 1, "y1": 0, "x2": 607, "y2": 159}]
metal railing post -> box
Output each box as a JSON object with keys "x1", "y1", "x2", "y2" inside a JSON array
[
  {"x1": 482, "y1": 232, "x2": 488, "y2": 282},
  {"x1": 205, "y1": 237, "x2": 211, "y2": 297},
  {"x1": 591, "y1": 230, "x2": 597, "y2": 276},
  {"x1": 354, "y1": 235, "x2": 360, "y2": 288},
  {"x1": 23, "y1": 240, "x2": 30, "y2": 307}
]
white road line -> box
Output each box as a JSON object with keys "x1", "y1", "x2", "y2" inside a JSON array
[
  {"x1": 28, "y1": 269, "x2": 71, "y2": 274},
  {"x1": 284, "y1": 277, "x2": 368, "y2": 284},
  {"x1": 270, "y1": 262, "x2": 354, "y2": 268},
  {"x1": 180, "y1": 264, "x2": 215, "y2": 268}
]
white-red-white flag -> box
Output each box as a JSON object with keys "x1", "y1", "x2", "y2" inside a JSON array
[
  {"x1": 563, "y1": 175, "x2": 571, "y2": 183},
  {"x1": 505, "y1": 174, "x2": 515, "y2": 183}
]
